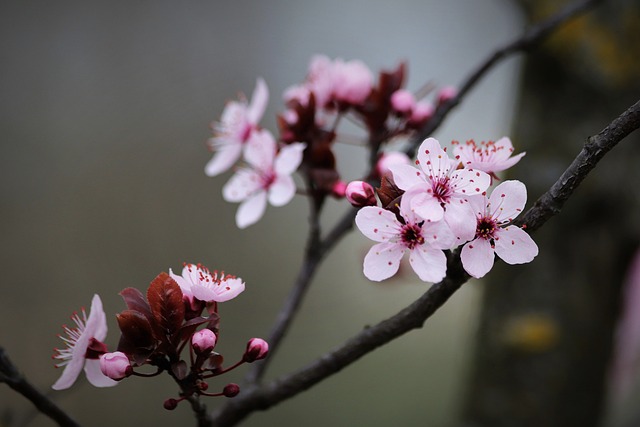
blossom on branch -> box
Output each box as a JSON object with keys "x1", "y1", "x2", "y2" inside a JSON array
[
  {"x1": 205, "y1": 78, "x2": 269, "y2": 177},
  {"x1": 52, "y1": 294, "x2": 118, "y2": 390},
  {"x1": 222, "y1": 129, "x2": 305, "y2": 228},
  {"x1": 460, "y1": 180, "x2": 538, "y2": 278},
  {"x1": 170, "y1": 262, "x2": 245, "y2": 303},
  {"x1": 355, "y1": 188, "x2": 455, "y2": 283},
  {"x1": 452, "y1": 137, "x2": 525, "y2": 178}
]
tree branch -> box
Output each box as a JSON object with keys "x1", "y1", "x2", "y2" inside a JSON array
[
  {"x1": 208, "y1": 96, "x2": 640, "y2": 426},
  {"x1": 0, "y1": 347, "x2": 81, "y2": 427}
]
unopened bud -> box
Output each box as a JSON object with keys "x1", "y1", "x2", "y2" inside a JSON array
[
  {"x1": 192, "y1": 329, "x2": 217, "y2": 354},
  {"x1": 331, "y1": 180, "x2": 347, "y2": 198},
  {"x1": 345, "y1": 181, "x2": 377, "y2": 207},
  {"x1": 223, "y1": 383, "x2": 240, "y2": 398},
  {"x1": 409, "y1": 101, "x2": 434, "y2": 125},
  {"x1": 375, "y1": 152, "x2": 411, "y2": 177},
  {"x1": 99, "y1": 351, "x2": 132, "y2": 381},
  {"x1": 243, "y1": 338, "x2": 269, "y2": 363},
  {"x1": 436, "y1": 85, "x2": 458, "y2": 104},
  {"x1": 163, "y1": 398, "x2": 179, "y2": 410},
  {"x1": 390, "y1": 89, "x2": 415, "y2": 114}
]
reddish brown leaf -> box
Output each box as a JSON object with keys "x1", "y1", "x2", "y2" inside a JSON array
[
  {"x1": 116, "y1": 309, "x2": 156, "y2": 365},
  {"x1": 119, "y1": 287, "x2": 153, "y2": 320},
  {"x1": 146, "y1": 272, "x2": 185, "y2": 338}
]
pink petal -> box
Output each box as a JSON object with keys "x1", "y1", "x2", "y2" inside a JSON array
[
  {"x1": 408, "y1": 190, "x2": 444, "y2": 223},
  {"x1": 204, "y1": 139, "x2": 243, "y2": 177},
  {"x1": 236, "y1": 191, "x2": 267, "y2": 229},
  {"x1": 246, "y1": 77, "x2": 269, "y2": 124},
  {"x1": 355, "y1": 207, "x2": 401, "y2": 243},
  {"x1": 491, "y1": 137, "x2": 515, "y2": 162},
  {"x1": 274, "y1": 142, "x2": 305, "y2": 175},
  {"x1": 409, "y1": 245, "x2": 448, "y2": 283},
  {"x1": 213, "y1": 278, "x2": 245, "y2": 302},
  {"x1": 52, "y1": 356, "x2": 85, "y2": 390},
  {"x1": 494, "y1": 151, "x2": 526, "y2": 173},
  {"x1": 422, "y1": 219, "x2": 456, "y2": 250},
  {"x1": 388, "y1": 163, "x2": 426, "y2": 190},
  {"x1": 461, "y1": 238, "x2": 495, "y2": 278},
  {"x1": 84, "y1": 359, "x2": 118, "y2": 388},
  {"x1": 494, "y1": 226, "x2": 538, "y2": 265},
  {"x1": 268, "y1": 175, "x2": 296, "y2": 207},
  {"x1": 443, "y1": 200, "x2": 477, "y2": 244},
  {"x1": 244, "y1": 129, "x2": 276, "y2": 170},
  {"x1": 450, "y1": 168, "x2": 490, "y2": 196},
  {"x1": 222, "y1": 169, "x2": 262, "y2": 202},
  {"x1": 363, "y1": 242, "x2": 405, "y2": 281},
  {"x1": 488, "y1": 180, "x2": 527, "y2": 223},
  {"x1": 416, "y1": 138, "x2": 451, "y2": 180},
  {"x1": 169, "y1": 269, "x2": 194, "y2": 301}
]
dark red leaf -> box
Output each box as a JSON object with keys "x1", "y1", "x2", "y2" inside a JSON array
[
  {"x1": 119, "y1": 287, "x2": 153, "y2": 320},
  {"x1": 116, "y1": 309, "x2": 156, "y2": 365},
  {"x1": 147, "y1": 272, "x2": 185, "y2": 338}
]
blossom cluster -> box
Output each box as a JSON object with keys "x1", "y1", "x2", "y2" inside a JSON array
[
  {"x1": 52, "y1": 263, "x2": 268, "y2": 409},
  {"x1": 355, "y1": 137, "x2": 538, "y2": 281}
]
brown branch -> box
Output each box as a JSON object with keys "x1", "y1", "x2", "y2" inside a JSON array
[
  {"x1": 0, "y1": 347, "x2": 81, "y2": 427},
  {"x1": 208, "y1": 97, "x2": 640, "y2": 426}
]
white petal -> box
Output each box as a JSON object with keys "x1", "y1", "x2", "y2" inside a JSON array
[
  {"x1": 222, "y1": 169, "x2": 262, "y2": 202},
  {"x1": 244, "y1": 129, "x2": 276, "y2": 170},
  {"x1": 494, "y1": 151, "x2": 526, "y2": 173},
  {"x1": 416, "y1": 137, "x2": 451, "y2": 180},
  {"x1": 204, "y1": 142, "x2": 243, "y2": 177},
  {"x1": 274, "y1": 143, "x2": 305, "y2": 175},
  {"x1": 494, "y1": 226, "x2": 538, "y2": 265},
  {"x1": 492, "y1": 137, "x2": 515, "y2": 162},
  {"x1": 488, "y1": 180, "x2": 527, "y2": 223},
  {"x1": 363, "y1": 242, "x2": 405, "y2": 281},
  {"x1": 450, "y1": 168, "x2": 490, "y2": 196},
  {"x1": 84, "y1": 359, "x2": 118, "y2": 388},
  {"x1": 355, "y1": 206, "x2": 401, "y2": 243},
  {"x1": 409, "y1": 245, "x2": 447, "y2": 283},
  {"x1": 246, "y1": 77, "x2": 269, "y2": 124},
  {"x1": 460, "y1": 238, "x2": 495, "y2": 278},
  {"x1": 422, "y1": 215, "x2": 457, "y2": 250},
  {"x1": 444, "y1": 200, "x2": 477, "y2": 244},
  {"x1": 236, "y1": 191, "x2": 267, "y2": 228},
  {"x1": 87, "y1": 294, "x2": 108, "y2": 342},
  {"x1": 389, "y1": 163, "x2": 426, "y2": 190},
  {"x1": 212, "y1": 278, "x2": 245, "y2": 302},
  {"x1": 268, "y1": 175, "x2": 296, "y2": 207},
  {"x1": 411, "y1": 193, "x2": 444, "y2": 223}
]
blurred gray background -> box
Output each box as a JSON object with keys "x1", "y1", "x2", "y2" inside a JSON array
[{"x1": 0, "y1": 1, "x2": 523, "y2": 426}]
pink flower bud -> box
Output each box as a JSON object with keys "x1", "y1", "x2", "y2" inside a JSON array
[
  {"x1": 390, "y1": 89, "x2": 415, "y2": 114},
  {"x1": 223, "y1": 383, "x2": 240, "y2": 398},
  {"x1": 345, "y1": 181, "x2": 377, "y2": 207},
  {"x1": 375, "y1": 152, "x2": 411, "y2": 177},
  {"x1": 99, "y1": 351, "x2": 132, "y2": 381},
  {"x1": 331, "y1": 180, "x2": 347, "y2": 198},
  {"x1": 163, "y1": 398, "x2": 179, "y2": 410},
  {"x1": 409, "y1": 101, "x2": 434, "y2": 125},
  {"x1": 192, "y1": 329, "x2": 217, "y2": 354},
  {"x1": 436, "y1": 85, "x2": 458, "y2": 104},
  {"x1": 243, "y1": 338, "x2": 269, "y2": 363}
]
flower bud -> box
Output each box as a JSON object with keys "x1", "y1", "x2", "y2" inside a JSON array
[
  {"x1": 163, "y1": 398, "x2": 179, "y2": 410},
  {"x1": 409, "y1": 101, "x2": 434, "y2": 125},
  {"x1": 99, "y1": 351, "x2": 132, "y2": 381},
  {"x1": 223, "y1": 383, "x2": 240, "y2": 398},
  {"x1": 243, "y1": 338, "x2": 269, "y2": 363},
  {"x1": 345, "y1": 181, "x2": 377, "y2": 207},
  {"x1": 390, "y1": 89, "x2": 415, "y2": 114},
  {"x1": 331, "y1": 180, "x2": 347, "y2": 198},
  {"x1": 192, "y1": 329, "x2": 217, "y2": 354},
  {"x1": 436, "y1": 85, "x2": 458, "y2": 104},
  {"x1": 375, "y1": 152, "x2": 411, "y2": 177}
]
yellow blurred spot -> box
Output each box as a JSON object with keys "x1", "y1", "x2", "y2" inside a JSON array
[{"x1": 502, "y1": 313, "x2": 559, "y2": 353}]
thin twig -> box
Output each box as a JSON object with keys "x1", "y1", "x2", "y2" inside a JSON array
[
  {"x1": 0, "y1": 347, "x2": 81, "y2": 427},
  {"x1": 209, "y1": 96, "x2": 640, "y2": 427}
]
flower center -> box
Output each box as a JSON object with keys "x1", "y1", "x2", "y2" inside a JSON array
[
  {"x1": 431, "y1": 177, "x2": 452, "y2": 203},
  {"x1": 476, "y1": 216, "x2": 497, "y2": 240},
  {"x1": 401, "y1": 223, "x2": 425, "y2": 250}
]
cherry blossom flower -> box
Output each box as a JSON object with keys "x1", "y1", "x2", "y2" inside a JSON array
[
  {"x1": 205, "y1": 78, "x2": 269, "y2": 177},
  {"x1": 375, "y1": 151, "x2": 411, "y2": 178},
  {"x1": 169, "y1": 263, "x2": 245, "y2": 303},
  {"x1": 345, "y1": 180, "x2": 376, "y2": 207},
  {"x1": 331, "y1": 58, "x2": 373, "y2": 105},
  {"x1": 52, "y1": 294, "x2": 118, "y2": 390},
  {"x1": 460, "y1": 180, "x2": 538, "y2": 278},
  {"x1": 389, "y1": 137, "x2": 491, "y2": 242},
  {"x1": 452, "y1": 137, "x2": 525, "y2": 178},
  {"x1": 355, "y1": 188, "x2": 456, "y2": 283},
  {"x1": 222, "y1": 129, "x2": 305, "y2": 228}
]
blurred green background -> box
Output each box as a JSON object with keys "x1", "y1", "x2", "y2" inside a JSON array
[{"x1": 0, "y1": 1, "x2": 524, "y2": 426}]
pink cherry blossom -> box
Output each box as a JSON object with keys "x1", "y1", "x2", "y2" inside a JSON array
[
  {"x1": 452, "y1": 137, "x2": 525, "y2": 177},
  {"x1": 345, "y1": 180, "x2": 376, "y2": 207},
  {"x1": 409, "y1": 100, "x2": 434, "y2": 125},
  {"x1": 331, "y1": 58, "x2": 373, "y2": 105},
  {"x1": 52, "y1": 295, "x2": 118, "y2": 390},
  {"x1": 355, "y1": 189, "x2": 456, "y2": 283},
  {"x1": 460, "y1": 180, "x2": 538, "y2": 278},
  {"x1": 222, "y1": 129, "x2": 305, "y2": 228},
  {"x1": 205, "y1": 78, "x2": 269, "y2": 177},
  {"x1": 389, "y1": 137, "x2": 491, "y2": 242},
  {"x1": 375, "y1": 151, "x2": 411, "y2": 177},
  {"x1": 169, "y1": 263, "x2": 245, "y2": 303},
  {"x1": 390, "y1": 89, "x2": 416, "y2": 114}
]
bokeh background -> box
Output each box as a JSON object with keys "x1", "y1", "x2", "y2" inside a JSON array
[{"x1": 1, "y1": 1, "x2": 532, "y2": 426}]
